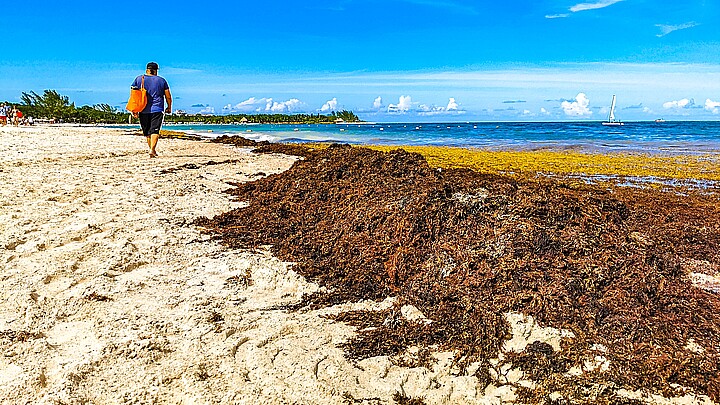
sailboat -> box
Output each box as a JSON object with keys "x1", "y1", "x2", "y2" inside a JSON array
[{"x1": 602, "y1": 94, "x2": 624, "y2": 126}]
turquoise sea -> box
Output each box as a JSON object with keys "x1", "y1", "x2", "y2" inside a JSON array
[{"x1": 162, "y1": 121, "x2": 720, "y2": 156}]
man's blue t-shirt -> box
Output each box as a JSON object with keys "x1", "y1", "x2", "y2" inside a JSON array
[{"x1": 132, "y1": 75, "x2": 169, "y2": 113}]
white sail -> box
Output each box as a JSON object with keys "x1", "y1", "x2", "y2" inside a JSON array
[
  {"x1": 608, "y1": 94, "x2": 616, "y2": 121},
  {"x1": 602, "y1": 94, "x2": 624, "y2": 126}
]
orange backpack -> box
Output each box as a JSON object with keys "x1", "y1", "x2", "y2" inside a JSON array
[{"x1": 126, "y1": 75, "x2": 147, "y2": 113}]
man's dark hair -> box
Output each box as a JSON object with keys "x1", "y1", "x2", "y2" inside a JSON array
[{"x1": 146, "y1": 61, "x2": 159, "y2": 74}]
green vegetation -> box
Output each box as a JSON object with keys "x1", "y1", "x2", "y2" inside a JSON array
[
  {"x1": 164, "y1": 109, "x2": 359, "y2": 124},
  {"x1": 16, "y1": 90, "x2": 130, "y2": 124},
  {"x1": 8, "y1": 89, "x2": 360, "y2": 125}
]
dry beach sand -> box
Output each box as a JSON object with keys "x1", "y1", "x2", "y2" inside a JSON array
[{"x1": 0, "y1": 125, "x2": 716, "y2": 404}]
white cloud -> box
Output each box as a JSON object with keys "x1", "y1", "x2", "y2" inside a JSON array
[
  {"x1": 545, "y1": 13, "x2": 569, "y2": 19},
  {"x1": 540, "y1": 107, "x2": 550, "y2": 115},
  {"x1": 372, "y1": 96, "x2": 383, "y2": 109},
  {"x1": 417, "y1": 104, "x2": 445, "y2": 115},
  {"x1": 223, "y1": 97, "x2": 270, "y2": 113},
  {"x1": 417, "y1": 97, "x2": 467, "y2": 117},
  {"x1": 570, "y1": 0, "x2": 623, "y2": 12},
  {"x1": 193, "y1": 96, "x2": 308, "y2": 115},
  {"x1": 388, "y1": 95, "x2": 413, "y2": 113},
  {"x1": 705, "y1": 99, "x2": 720, "y2": 114},
  {"x1": 656, "y1": 22, "x2": 699, "y2": 38},
  {"x1": 398, "y1": 95, "x2": 413, "y2": 111},
  {"x1": 236, "y1": 97, "x2": 261, "y2": 107},
  {"x1": 561, "y1": 93, "x2": 592, "y2": 116},
  {"x1": 264, "y1": 99, "x2": 274, "y2": 112},
  {"x1": 663, "y1": 98, "x2": 694, "y2": 109},
  {"x1": 320, "y1": 97, "x2": 338, "y2": 112},
  {"x1": 265, "y1": 98, "x2": 303, "y2": 113},
  {"x1": 416, "y1": 98, "x2": 466, "y2": 116}
]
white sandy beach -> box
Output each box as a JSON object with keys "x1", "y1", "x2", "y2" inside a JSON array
[{"x1": 0, "y1": 125, "x2": 714, "y2": 404}]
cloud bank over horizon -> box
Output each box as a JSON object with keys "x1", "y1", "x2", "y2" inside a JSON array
[
  {"x1": 192, "y1": 87, "x2": 720, "y2": 121},
  {"x1": 220, "y1": 97, "x2": 305, "y2": 114},
  {"x1": 160, "y1": 60, "x2": 720, "y2": 121}
]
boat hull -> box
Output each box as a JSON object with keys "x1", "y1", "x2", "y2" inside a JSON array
[{"x1": 602, "y1": 122, "x2": 624, "y2": 126}]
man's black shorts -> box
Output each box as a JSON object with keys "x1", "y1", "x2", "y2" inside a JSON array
[{"x1": 139, "y1": 112, "x2": 164, "y2": 136}]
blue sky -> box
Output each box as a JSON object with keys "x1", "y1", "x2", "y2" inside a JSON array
[{"x1": 1, "y1": 0, "x2": 720, "y2": 121}]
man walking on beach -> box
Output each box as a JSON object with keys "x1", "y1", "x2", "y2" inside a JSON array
[{"x1": 132, "y1": 62, "x2": 172, "y2": 158}]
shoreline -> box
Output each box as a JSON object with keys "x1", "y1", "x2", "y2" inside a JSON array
[
  {"x1": 208, "y1": 132, "x2": 720, "y2": 190},
  {"x1": 150, "y1": 123, "x2": 720, "y2": 186},
  {"x1": 1, "y1": 125, "x2": 718, "y2": 404}
]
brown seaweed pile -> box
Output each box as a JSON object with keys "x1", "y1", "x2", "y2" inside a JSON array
[
  {"x1": 198, "y1": 142, "x2": 720, "y2": 402},
  {"x1": 210, "y1": 135, "x2": 267, "y2": 147}
]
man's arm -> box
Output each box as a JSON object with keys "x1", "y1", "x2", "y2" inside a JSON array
[{"x1": 164, "y1": 89, "x2": 172, "y2": 114}]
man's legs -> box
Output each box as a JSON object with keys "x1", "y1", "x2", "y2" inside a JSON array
[
  {"x1": 148, "y1": 133, "x2": 160, "y2": 157},
  {"x1": 139, "y1": 113, "x2": 162, "y2": 157},
  {"x1": 147, "y1": 112, "x2": 164, "y2": 157}
]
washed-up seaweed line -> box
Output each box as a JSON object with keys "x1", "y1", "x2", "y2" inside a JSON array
[
  {"x1": 200, "y1": 139, "x2": 720, "y2": 402},
  {"x1": 368, "y1": 145, "x2": 720, "y2": 183}
]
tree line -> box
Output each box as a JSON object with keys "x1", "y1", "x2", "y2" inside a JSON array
[
  {"x1": 14, "y1": 90, "x2": 130, "y2": 124},
  {"x1": 10, "y1": 89, "x2": 360, "y2": 124},
  {"x1": 164, "y1": 109, "x2": 359, "y2": 124}
]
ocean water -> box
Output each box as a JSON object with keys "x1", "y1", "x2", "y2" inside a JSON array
[{"x1": 164, "y1": 121, "x2": 720, "y2": 156}]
